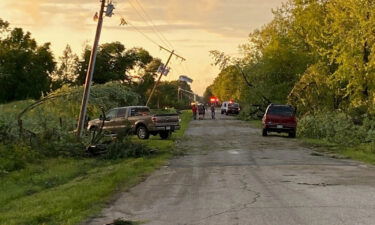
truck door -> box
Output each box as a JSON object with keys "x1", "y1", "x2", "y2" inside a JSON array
[
  {"x1": 103, "y1": 109, "x2": 118, "y2": 132},
  {"x1": 111, "y1": 108, "x2": 128, "y2": 133}
]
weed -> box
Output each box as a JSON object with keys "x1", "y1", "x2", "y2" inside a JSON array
[{"x1": 0, "y1": 110, "x2": 192, "y2": 225}]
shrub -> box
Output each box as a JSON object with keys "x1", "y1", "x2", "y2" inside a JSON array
[
  {"x1": 0, "y1": 82, "x2": 144, "y2": 171},
  {"x1": 103, "y1": 140, "x2": 153, "y2": 160},
  {"x1": 0, "y1": 144, "x2": 41, "y2": 173},
  {"x1": 238, "y1": 104, "x2": 266, "y2": 121},
  {"x1": 0, "y1": 116, "x2": 18, "y2": 144},
  {"x1": 297, "y1": 111, "x2": 373, "y2": 146}
]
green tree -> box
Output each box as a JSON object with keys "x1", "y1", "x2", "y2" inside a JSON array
[
  {"x1": 0, "y1": 19, "x2": 55, "y2": 102},
  {"x1": 208, "y1": 0, "x2": 375, "y2": 118},
  {"x1": 132, "y1": 58, "x2": 161, "y2": 104},
  {"x1": 151, "y1": 80, "x2": 192, "y2": 109},
  {"x1": 211, "y1": 65, "x2": 243, "y2": 102},
  {"x1": 51, "y1": 44, "x2": 79, "y2": 89},
  {"x1": 77, "y1": 42, "x2": 153, "y2": 85},
  {"x1": 203, "y1": 84, "x2": 214, "y2": 103}
]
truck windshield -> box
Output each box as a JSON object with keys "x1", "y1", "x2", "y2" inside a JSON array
[
  {"x1": 268, "y1": 106, "x2": 294, "y2": 116},
  {"x1": 229, "y1": 103, "x2": 239, "y2": 108}
]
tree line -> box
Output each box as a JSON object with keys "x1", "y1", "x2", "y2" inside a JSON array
[
  {"x1": 207, "y1": 0, "x2": 375, "y2": 119},
  {"x1": 0, "y1": 18, "x2": 192, "y2": 109}
]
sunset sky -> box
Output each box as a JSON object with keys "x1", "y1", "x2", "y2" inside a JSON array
[{"x1": 0, "y1": 0, "x2": 285, "y2": 95}]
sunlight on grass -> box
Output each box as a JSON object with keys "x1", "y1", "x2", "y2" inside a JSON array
[
  {"x1": 247, "y1": 120, "x2": 262, "y2": 129},
  {"x1": 301, "y1": 138, "x2": 375, "y2": 165},
  {"x1": 0, "y1": 111, "x2": 191, "y2": 225}
]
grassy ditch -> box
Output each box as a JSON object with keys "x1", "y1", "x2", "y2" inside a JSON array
[
  {"x1": 246, "y1": 120, "x2": 262, "y2": 129},
  {"x1": 244, "y1": 117, "x2": 375, "y2": 166},
  {"x1": 297, "y1": 112, "x2": 375, "y2": 165},
  {"x1": 301, "y1": 138, "x2": 375, "y2": 165},
  {"x1": 0, "y1": 111, "x2": 191, "y2": 225}
]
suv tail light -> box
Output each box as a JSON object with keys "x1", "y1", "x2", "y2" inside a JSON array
[{"x1": 152, "y1": 116, "x2": 158, "y2": 122}]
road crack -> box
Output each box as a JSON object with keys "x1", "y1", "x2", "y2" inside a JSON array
[{"x1": 191, "y1": 174, "x2": 261, "y2": 225}]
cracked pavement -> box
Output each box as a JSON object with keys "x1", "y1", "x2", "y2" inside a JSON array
[{"x1": 87, "y1": 112, "x2": 375, "y2": 225}]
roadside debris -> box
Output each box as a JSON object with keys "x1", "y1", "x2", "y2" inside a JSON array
[
  {"x1": 105, "y1": 218, "x2": 139, "y2": 225},
  {"x1": 297, "y1": 182, "x2": 339, "y2": 187}
]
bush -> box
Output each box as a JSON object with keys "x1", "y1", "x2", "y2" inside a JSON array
[
  {"x1": 103, "y1": 140, "x2": 153, "y2": 160},
  {"x1": 0, "y1": 82, "x2": 144, "y2": 171},
  {"x1": 297, "y1": 111, "x2": 373, "y2": 146},
  {"x1": 0, "y1": 116, "x2": 18, "y2": 144},
  {"x1": 0, "y1": 144, "x2": 41, "y2": 173},
  {"x1": 20, "y1": 82, "x2": 141, "y2": 134},
  {"x1": 238, "y1": 104, "x2": 266, "y2": 121}
]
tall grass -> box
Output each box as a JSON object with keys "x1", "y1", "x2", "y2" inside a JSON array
[
  {"x1": 0, "y1": 111, "x2": 191, "y2": 225},
  {"x1": 298, "y1": 111, "x2": 375, "y2": 164}
]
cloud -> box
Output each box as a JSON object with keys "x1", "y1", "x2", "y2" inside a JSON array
[
  {"x1": 1, "y1": 0, "x2": 286, "y2": 95},
  {"x1": 4, "y1": 0, "x2": 285, "y2": 37},
  {"x1": 7, "y1": 0, "x2": 45, "y2": 24},
  {"x1": 4, "y1": 0, "x2": 96, "y2": 29},
  {"x1": 118, "y1": 0, "x2": 285, "y2": 37}
]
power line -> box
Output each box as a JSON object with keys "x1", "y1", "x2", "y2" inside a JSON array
[
  {"x1": 117, "y1": 12, "x2": 187, "y2": 67},
  {"x1": 127, "y1": 0, "x2": 172, "y2": 49},
  {"x1": 132, "y1": 0, "x2": 175, "y2": 49},
  {"x1": 182, "y1": 62, "x2": 193, "y2": 77},
  {"x1": 116, "y1": 7, "x2": 165, "y2": 49},
  {"x1": 170, "y1": 60, "x2": 186, "y2": 80},
  {"x1": 116, "y1": 2, "x2": 189, "y2": 91},
  {"x1": 125, "y1": 19, "x2": 162, "y2": 48}
]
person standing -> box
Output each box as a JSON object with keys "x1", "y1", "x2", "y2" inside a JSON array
[
  {"x1": 192, "y1": 104, "x2": 197, "y2": 120},
  {"x1": 210, "y1": 104, "x2": 216, "y2": 119},
  {"x1": 202, "y1": 104, "x2": 206, "y2": 119}
]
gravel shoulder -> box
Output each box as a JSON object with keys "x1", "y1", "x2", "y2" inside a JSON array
[{"x1": 87, "y1": 111, "x2": 375, "y2": 225}]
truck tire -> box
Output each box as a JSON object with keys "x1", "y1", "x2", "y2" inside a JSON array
[
  {"x1": 288, "y1": 129, "x2": 296, "y2": 138},
  {"x1": 262, "y1": 128, "x2": 268, "y2": 137},
  {"x1": 89, "y1": 126, "x2": 98, "y2": 132},
  {"x1": 159, "y1": 131, "x2": 171, "y2": 139},
  {"x1": 136, "y1": 125, "x2": 150, "y2": 139}
]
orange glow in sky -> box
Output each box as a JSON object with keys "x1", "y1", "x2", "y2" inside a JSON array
[{"x1": 0, "y1": 0, "x2": 285, "y2": 95}]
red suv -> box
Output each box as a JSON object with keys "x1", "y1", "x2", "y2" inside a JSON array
[{"x1": 262, "y1": 104, "x2": 297, "y2": 138}]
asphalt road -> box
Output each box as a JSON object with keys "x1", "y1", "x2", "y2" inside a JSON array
[{"x1": 87, "y1": 111, "x2": 375, "y2": 225}]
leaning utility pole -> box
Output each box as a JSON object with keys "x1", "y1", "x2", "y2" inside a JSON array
[
  {"x1": 146, "y1": 46, "x2": 185, "y2": 107},
  {"x1": 76, "y1": 0, "x2": 108, "y2": 137}
]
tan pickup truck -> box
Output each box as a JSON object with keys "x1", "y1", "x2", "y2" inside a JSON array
[{"x1": 87, "y1": 106, "x2": 180, "y2": 139}]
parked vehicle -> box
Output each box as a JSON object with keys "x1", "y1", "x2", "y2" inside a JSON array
[
  {"x1": 221, "y1": 101, "x2": 240, "y2": 115},
  {"x1": 87, "y1": 106, "x2": 180, "y2": 139},
  {"x1": 262, "y1": 104, "x2": 297, "y2": 138}
]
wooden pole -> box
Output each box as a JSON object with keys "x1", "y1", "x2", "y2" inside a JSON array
[
  {"x1": 76, "y1": 0, "x2": 106, "y2": 137},
  {"x1": 146, "y1": 50, "x2": 174, "y2": 107}
]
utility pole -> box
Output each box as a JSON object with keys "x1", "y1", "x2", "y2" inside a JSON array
[
  {"x1": 76, "y1": 0, "x2": 111, "y2": 137},
  {"x1": 146, "y1": 46, "x2": 185, "y2": 107},
  {"x1": 178, "y1": 87, "x2": 196, "y2": 102}
]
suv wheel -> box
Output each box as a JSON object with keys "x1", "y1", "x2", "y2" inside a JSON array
[
  {"x1": 159, "y1": 131, "x2": 171, "y2": 139},
  {"x1": 89, "y1": 126, "x2": 98, "y2": 132},
  {"x1": 262, "y1": 128, "x2": 268, "y2": 137},
  {"x1": 137, "y1": 126, "x2": 150, "y2": 139},
  {"x1": 288, "y1": 129, "x2": 296, "y2": 138}
]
